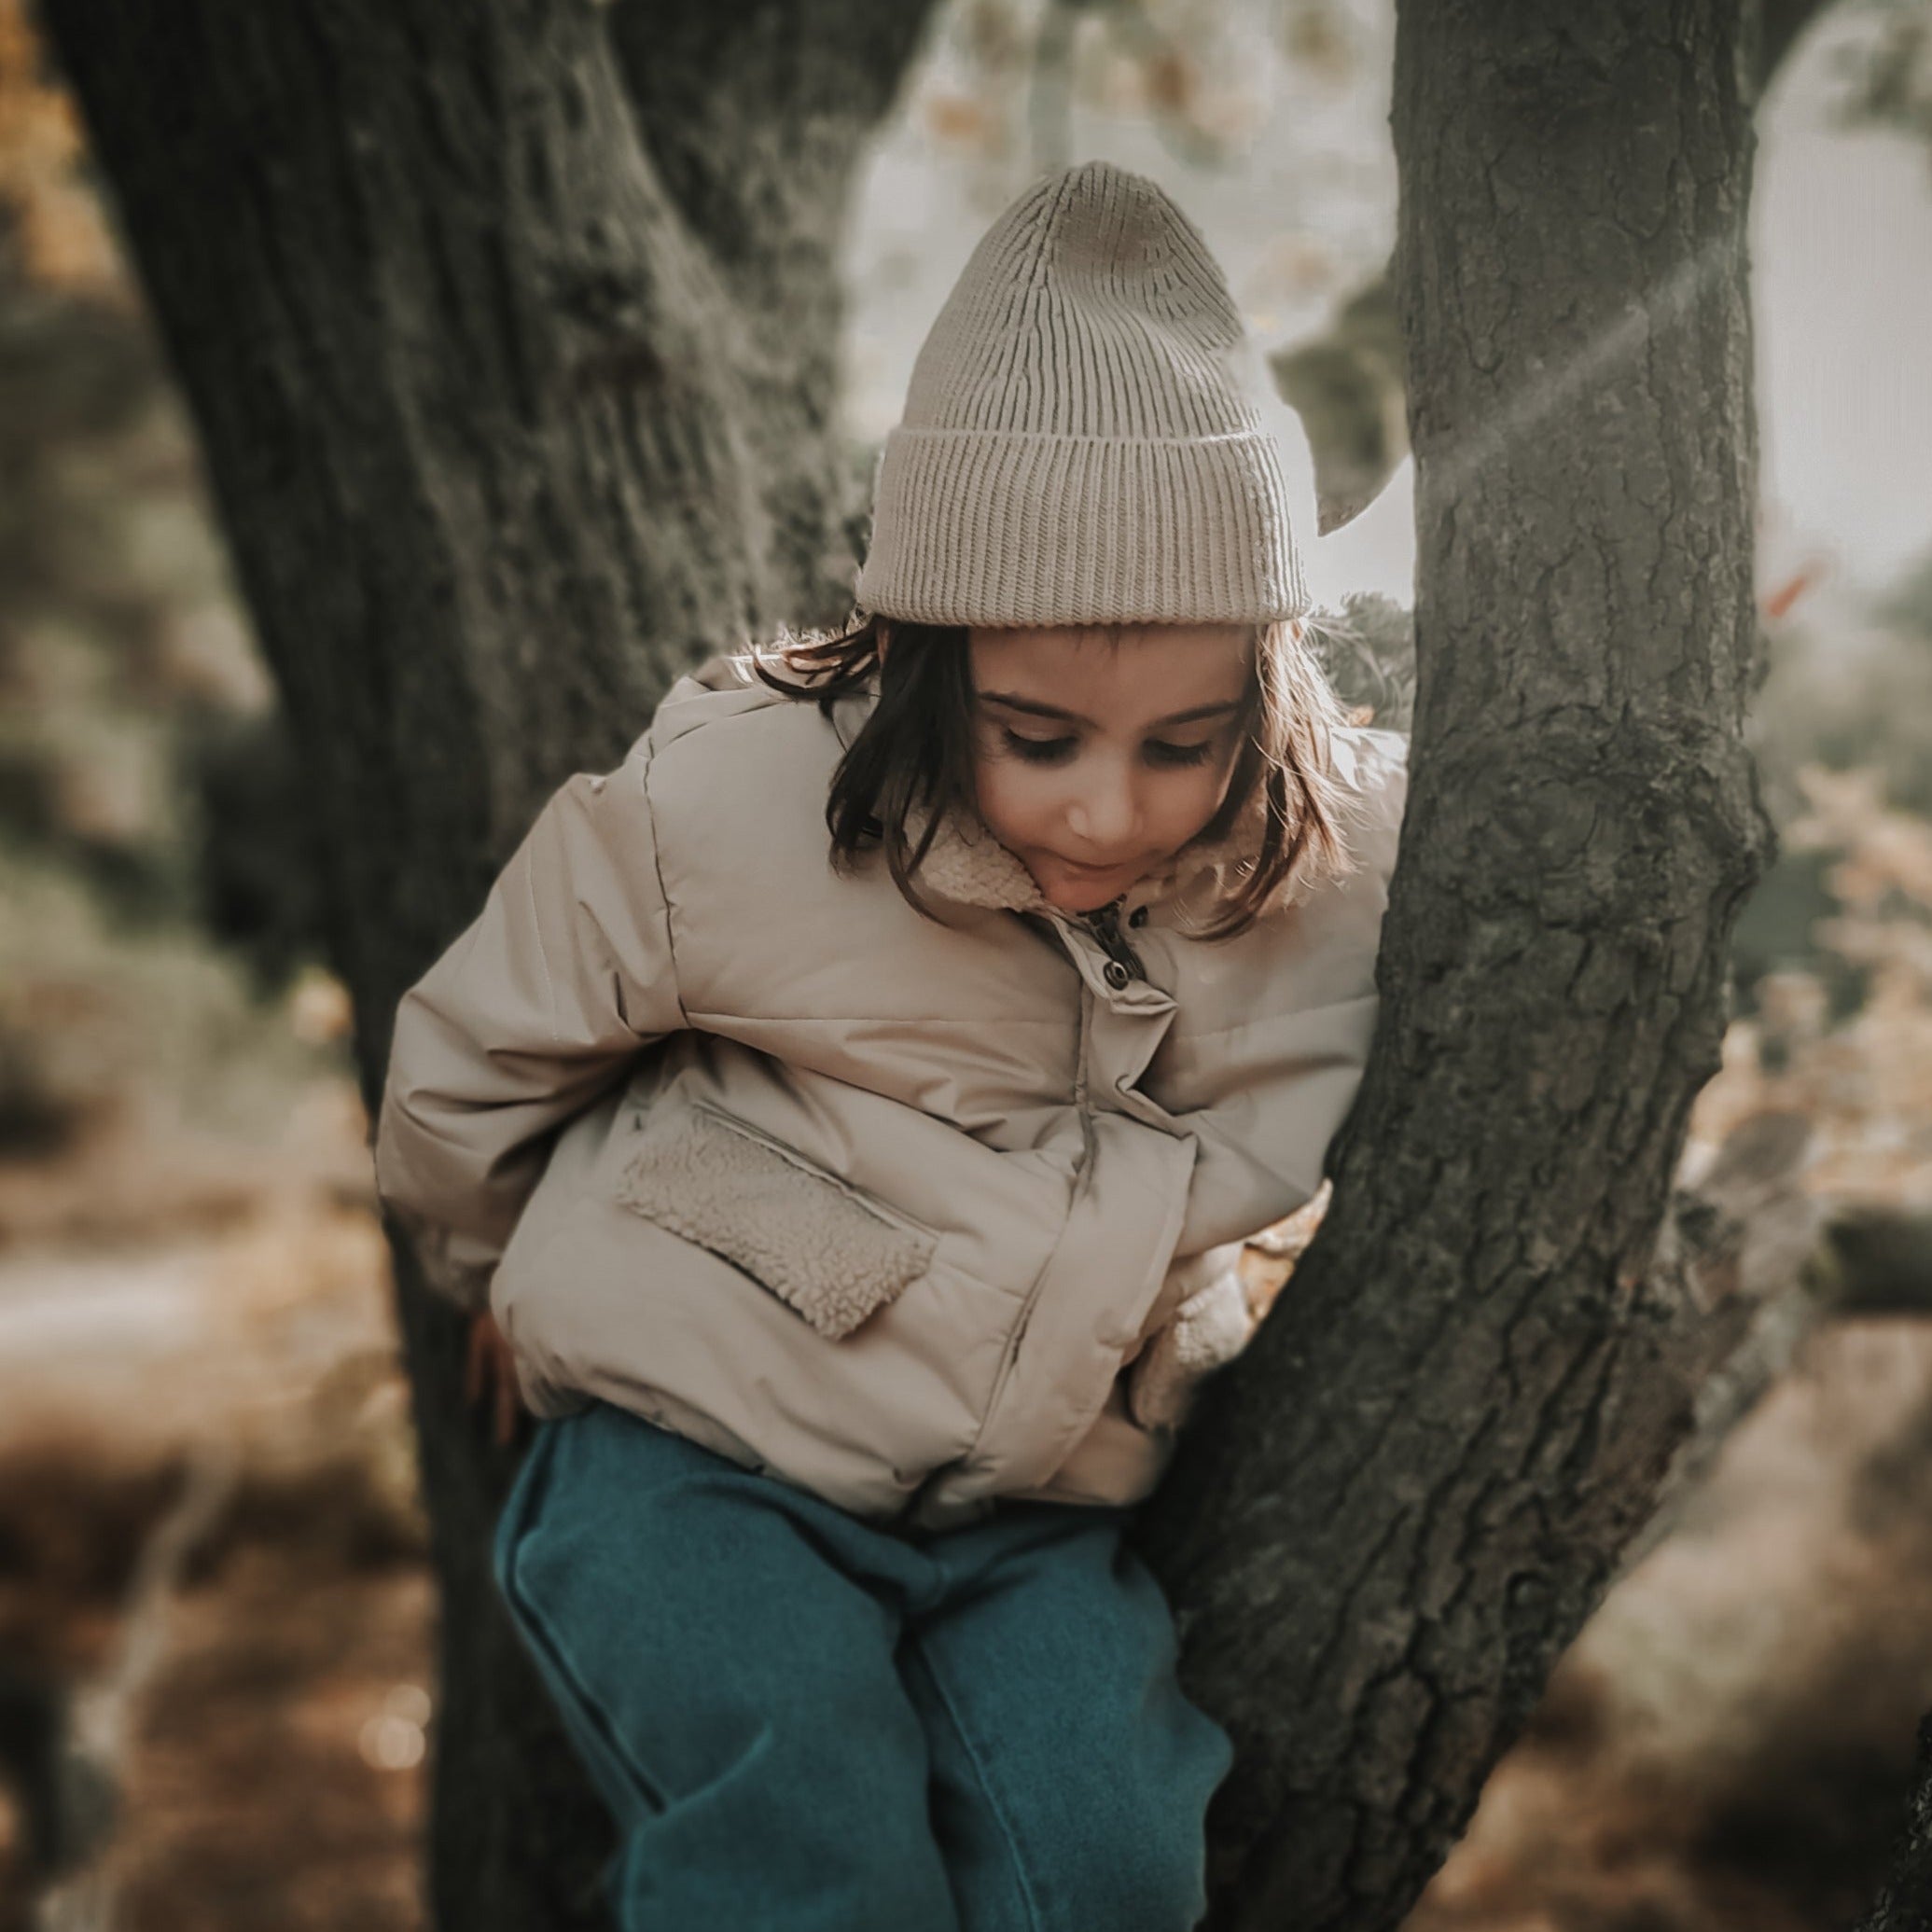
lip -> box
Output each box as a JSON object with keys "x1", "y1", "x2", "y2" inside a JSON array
[{"x1": 1048, "y1": 855, "x2": 1138, "y2": 878}]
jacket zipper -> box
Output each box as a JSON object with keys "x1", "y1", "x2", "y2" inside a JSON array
[
  {"x1": 1082, "y1": 897, "x2": 1145, "y2": 982},
  {"x1": 946, "y1": 902, "x2": 1138, "y2": 1497},
  {"x1": 966, "y1": 966, "x2": 1099, "y2": 1482}
]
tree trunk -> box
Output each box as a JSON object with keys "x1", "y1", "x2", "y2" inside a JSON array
[
  {"x1": 1854, "y1": 1715, "x2": 1932, "y2": 1932},
  {"x1": 35, "y1": 1, "x2": 935, "y2": 1923},
  {"x1": 1281, "y1": 0, "x2": 1835, "y2": 535},
  {"x1": 1133, "y1": 6, "x2": 1773, "y2": 1928}
]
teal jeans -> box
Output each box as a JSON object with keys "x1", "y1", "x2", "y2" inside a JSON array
[{"x1": 492, "y1": 1398, "x2": 1234, "y2": 1930}]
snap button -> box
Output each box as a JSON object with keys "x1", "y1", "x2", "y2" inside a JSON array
[
  {"x1": 1103, "y1": 960, "x2": 1131, "y2": 990},
  {"x1": 1129, "y1": 906, "x2": 1148, "y2": 928}
]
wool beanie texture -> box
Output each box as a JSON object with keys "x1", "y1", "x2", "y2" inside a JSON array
[{"x1": 855, "y1": 160, "x2": 1310, "y2": 630}]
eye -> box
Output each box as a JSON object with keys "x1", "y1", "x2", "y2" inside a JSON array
[
  {"x1": 1144, "y1": 739, "x2": 1216, "y2": 769},
  {"x1": 999, "y1": 729, "x2": 1077, "y2": 765}
]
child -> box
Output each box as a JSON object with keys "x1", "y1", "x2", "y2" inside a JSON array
[{"x1": 374, "y1": 159, "x2": 1407, "y2": 1931}]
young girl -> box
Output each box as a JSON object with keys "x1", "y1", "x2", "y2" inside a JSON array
[{"x1": 375, "y1": 159, "x2": 1407, "y2": 1931}]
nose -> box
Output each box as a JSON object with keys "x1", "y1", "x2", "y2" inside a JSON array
[{"x1": 1063, "y1": 758, "x2": 1142, "y2": 855}]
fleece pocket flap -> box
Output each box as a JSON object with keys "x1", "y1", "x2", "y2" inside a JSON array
[{"x1": 613, "y1": 1103, "x2": 937, "y2": 1341}]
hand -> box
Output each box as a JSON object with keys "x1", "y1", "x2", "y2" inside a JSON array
[
  {"x1": 1125, "y1": 1264, "x2": 1256, "y2": 1434},
  {"x1": 465, "y1": 1310, "x2": 529, "y2": 1449}
]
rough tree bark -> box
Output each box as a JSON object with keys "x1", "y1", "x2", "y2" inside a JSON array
[
  {"x1": 1855, "y1": 1715, "x2": 1932, "y2": 1932},
  {"x1": 38, "y1": 1, "x2": 1779, "y2": 1928},
  {"x1": 1280, "y1": 0, "x2": 1836, "y2": 535},
  {"x1": 1133, "y1": 5, "x2": 1773, "y2": 1928},
  {"x1": 36, "y1": 1, "x2": 937, "y2": 1922}
]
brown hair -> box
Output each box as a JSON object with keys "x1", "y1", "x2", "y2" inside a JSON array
[{"x1": 744, "y1": 609, "x2": 1357, "y2": 938}]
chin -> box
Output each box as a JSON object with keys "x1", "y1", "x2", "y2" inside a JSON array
[{"x1": 1038, "y1": 868, "x2": 1137, "y2": 913}]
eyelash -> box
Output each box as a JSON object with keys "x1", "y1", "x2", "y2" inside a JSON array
[{"x1": 998, "y1": 729, "x2": 1216, "y2": 770}]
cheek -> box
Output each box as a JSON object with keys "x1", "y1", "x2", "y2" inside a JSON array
[
  {"x1": 1164, "y1": 765, "x2": 1238, "y2": 841},
  {"x1": 970, "y1": 756, "x2": 1051, "y2": 844}
]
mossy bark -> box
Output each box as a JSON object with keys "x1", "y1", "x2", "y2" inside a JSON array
[
  {"x1": 1135, "y1": 7, "x2": 1773, "y2": 1927},
  {"x1": 37, "y1": 2, "x2": 934, "y2": 1921}
]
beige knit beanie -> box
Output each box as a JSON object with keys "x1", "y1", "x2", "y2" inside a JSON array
[{"x1": 855, "y1": 159, "x2": 1310, "y2": 630}]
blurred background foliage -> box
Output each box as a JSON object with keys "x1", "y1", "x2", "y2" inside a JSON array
[{"x1": 0, "y1": 1, "x2": 1929, "y2": 1927}]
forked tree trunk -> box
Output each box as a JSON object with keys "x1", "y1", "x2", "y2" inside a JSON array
[
  {"x1": 37, "y1": 2, "x2": 936, "y2": 1922},
  {"x1": 1134, "y1": 5, "x2": 1773, "y2": 1927},
  {"x1": 40, "y1": 2, "x2": 1774, "y2": 1928}
]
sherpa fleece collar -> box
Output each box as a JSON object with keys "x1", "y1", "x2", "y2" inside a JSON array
[{"x1": 905, "y1": 787, "x2": 1275, "y2": 927}]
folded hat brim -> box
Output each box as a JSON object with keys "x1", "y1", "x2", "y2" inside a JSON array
[{"x1": 855, "y1": 424, "x2": 1311, "y2": 630}]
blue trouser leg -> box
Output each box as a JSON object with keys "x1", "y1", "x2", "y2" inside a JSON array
[
  {"x1": 493, "y1": 1404, "x2": 959, "y2": 1931},
  {"x1": 898, "y1": 1504, "x2": 1235, "y2": 1931},
  {"x1": 492, "y1": 1399, "x2": 1233, "y2": 1932}
]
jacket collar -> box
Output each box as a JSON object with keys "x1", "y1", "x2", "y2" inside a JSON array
[{"x1": 905, "y1": 783, "x2": 1274, "y2": 927}]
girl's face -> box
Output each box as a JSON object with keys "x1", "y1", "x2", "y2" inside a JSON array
[{"x1": 964, "y1": 622, "x2": 1253, "y2": 914}]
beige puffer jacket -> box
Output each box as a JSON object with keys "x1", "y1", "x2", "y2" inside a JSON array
[{"x1": 373, "y1": 660, "x2": 1407, "y2": 1531}]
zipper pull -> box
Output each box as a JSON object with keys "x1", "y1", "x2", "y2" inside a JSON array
[{"x1": 1084, "y1": 898, "x2": 1145, "y2": 983}]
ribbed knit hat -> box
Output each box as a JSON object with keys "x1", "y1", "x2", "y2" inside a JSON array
[{"x1": 855, "y1": 160, "x2": 1310, "y2": 630}]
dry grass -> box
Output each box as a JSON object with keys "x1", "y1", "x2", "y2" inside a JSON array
[{"x1": 0, "y1": 1070, "x2": 429, "y2": 1931}]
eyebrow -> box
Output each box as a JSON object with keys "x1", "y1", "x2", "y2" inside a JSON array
[{"x1": 977, "y1": 690, "x2": 1243, "y2": 730}]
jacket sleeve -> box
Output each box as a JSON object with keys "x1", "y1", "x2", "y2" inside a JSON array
[{"x1": 371, "y1": 735, "x2": 685, "y2": 1313}]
